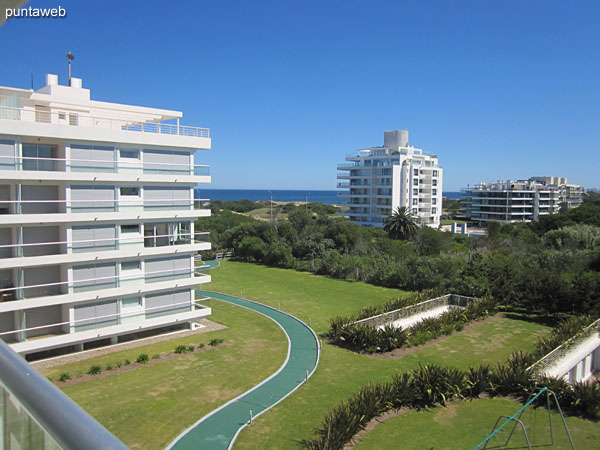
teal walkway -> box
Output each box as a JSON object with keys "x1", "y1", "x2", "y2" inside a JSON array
[{"x1": 166, "y1": 290, "x2": 320, "y2": 450}]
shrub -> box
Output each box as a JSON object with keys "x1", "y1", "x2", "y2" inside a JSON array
[
  {"x1": 465, "y1": 365, "x2": 491, "y2": 398},
  {"x1": 572, "y1": 380, "x2": 600, "y2": 420},
  {"x1": 124, "y1": 359, "x2": 131, "y2": 365},
  {"x1": 88, "y1": 365, "x2": 102, "y2": 375},
  {"x1": 105, "y1": 364, "x2": 114, "y2": 371},
  {"x1": 152, "y1": 354, "x2": 160, "y2": 359},
  {"x1": 136, "y1": 353, "x2": 149, "y2": 364},
  {"x1": 57, "y1": 372, "x2": 71, "y2": 382},
  {"x1": 199, "y1": 343, "x2": 205, "y2": 349},
  {"x1": 209, "y1": 338, "x2": 224, "y2": 346},
  {"x1": 116, "y1": 361, "x2": 122, "y2": 368},
  {"x1": 187, "y1": 345, "x2": 195, "y2": 352},
  {"x1": 175, "y1": 345, "x2": 187, "y2": 354}
]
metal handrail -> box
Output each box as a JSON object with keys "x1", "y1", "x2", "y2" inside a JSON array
[
  {"x1": 0, "y1": 231, "x2": 210, "y2": 252},
  {"x1": 527, "y1": 317, "x2": 600, "y2": 376},
  {"x1": 0, "y1": 266, "x2": 206, "y2": 295},
  {"x1": 0, "y1": 154, "x2": 209, "y2": 173},
  {"x1": 0, "y1": 339, "x2": 127, "y2": 449},
  {"x1": 0, "y1": 105, "x2": 210, "y2": 138},
  {"x1": 0, "y1": 299, "x2": 208, "y2": 337},
  {"x1": 352, "y1": 294, "x2": 475, "y2": 328}
]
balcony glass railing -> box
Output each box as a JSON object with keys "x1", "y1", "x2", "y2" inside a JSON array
[
  {"x1": 0, "y1": 232, "x2": 209, "y2": 258},
  {"x1": 0, "y1": 198, "x2": 209, "y2": 215},
  {"x1": 0, "y1": 300, "x2": 210, "y2": 340},
  {"x1": 0, "y1": 340, "x2": 128, "y2": 449},
  {"x1": 0, "y1": 104, "x2": 210, "y2": 139},
  {"x1": 0, "y1": 267, "x2": 206, "y2": 302},
  {"x1": 0, "y1": 155, "x2": 209, "y2": 176}
]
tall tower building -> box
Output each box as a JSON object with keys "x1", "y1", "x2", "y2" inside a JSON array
[
  {"x1": 0, "y1": 74, "x2": 211, "y2": 358},
  {"x1": 337, "y1": 130, "x2": 443, "y2": 228}
]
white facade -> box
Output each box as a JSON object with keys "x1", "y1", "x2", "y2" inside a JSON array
[
  {"x1": 462, "y1": 177, "x2": 582, "y2": 224},
  {"x1": 0, "y1": 74, "x2": 212, "y2": 356},
  {"x1": 337, "y1": 130, "x2": 443, "y2": 228}
]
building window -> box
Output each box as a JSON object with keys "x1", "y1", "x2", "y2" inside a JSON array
[
  {"x1": 413, "y1": 179, "x2": 419, "y2": 185},
  {"x1": 432, "y1": 189, "x2": 437, "y2": 195},
  {"x1": 412, "y1": 208, "x2": 417, "y2": 213},
  {"x1": 432, "y1": 207, "x2": 437, "y2": 214},
  {"x1": 413, "y1": 169, "x2": 418, "y2": 176},
  {"x1": 120, "y1": 187, "x2": 140, "y2": 196},
  {"x1": 432, "y1": 180, "x2": 437, "y2": 186},
  {"x1": 120, "y1": 149, "x2": 140, "y2": 159},
  {"x1": 122, "y1": 297, "x2": 142, "y2": 308},
  {"x1": 413, "y1": 189, "x2": 418, "y2": 196},
  {"x1": 432, "y1": 198, "x2": 437, "y2": 205},
  {"x1": 121, "y1": 261, "x2": 141, "y2": 271},
  {"x1": 433, "y1": 170, "x2": 438, "y2": 177},
  {"x1": 22, "y1": 144, "x2": 58, "y2": 171},
  {"x1": 413, "y1": 199, "x2": 418, "y2": 205},
  {"x1": 121, "y1": 224, "x2": 140, "y2": 233}
]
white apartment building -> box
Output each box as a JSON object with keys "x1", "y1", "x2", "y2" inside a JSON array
[
  {"x1": 462, "y1": 177, "x2": 582, "y2": 224},
  {"x1": 337, "y1": 130, "x2": 443, "y2": 228},
  {"x1": 0, "y1": 74, "x2": 212, "y2": 358}
]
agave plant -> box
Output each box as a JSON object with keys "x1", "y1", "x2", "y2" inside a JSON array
[
  {"x1": 572, "y1": 380, "x2": 600, "y2": 420},
  {"x1": 465, "y1": 364, "x2": 491, "y2": 398}
]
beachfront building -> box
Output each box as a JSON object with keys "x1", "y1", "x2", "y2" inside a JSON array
[
  {"x1": 337, "y1": 130, "x2": 443, "y2": 228},
  {"x1": 0, "y1": 74, "x2": 212, "y2": 358},
  {"x1": 462, "y1": 177, "x2": 583, "y2": 225}
]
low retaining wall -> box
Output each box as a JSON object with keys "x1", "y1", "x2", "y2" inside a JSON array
[
  {"x1": 352, "y1": 294, "x2": 475, "y2": 329},
  {"x1": 528, "y1": 318, "x2": 600, "y2": 383}
]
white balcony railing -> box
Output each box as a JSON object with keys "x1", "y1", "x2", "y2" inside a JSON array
[
  {"x1": 0, "y1": 198, "x2": 210, "y2": 214},
  {"x1": 0, "y1": 155, "x2": 209, "y2": 176},
  {"x1": 0, "y1": 298, "x2": 210, "y2": 339},
  {"x1": 0, "y1": 105, "x2": 210, "y2": 139},
  {"x1": 0, "y1": 266, "x2": 208, "y2": 301},
  {"x1": 0, "y1": 232, "x2": 210, "y2": 259}
]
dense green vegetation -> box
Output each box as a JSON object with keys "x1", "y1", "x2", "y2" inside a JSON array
[{"x1": 198, "y1": 192, "x2": 600, "y2": 317}]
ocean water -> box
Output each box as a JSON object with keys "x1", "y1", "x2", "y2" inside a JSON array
[{"x1": 195, "y1": 189, "x2": 464, "y2": 205}]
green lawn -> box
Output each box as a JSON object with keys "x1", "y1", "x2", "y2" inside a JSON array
[
  {"x1": 354, "y1": 397, "x2": 600, "y2": 450},
  {"x1": 206, "y1": 260, "x2": 408, "y2": 334},
  {"x1": 42, "y1": 261, "x2": 566, "y2": 449},
  {"x1": 43, "y1": 301, "x2": 287, "y2": 450},
  {"x1": 205, "y1": 261, "x2": 553, "y2": 449}
]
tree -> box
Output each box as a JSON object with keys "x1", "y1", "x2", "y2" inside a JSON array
[{"x1": 384, "y1": 207, "x2": 419, "y2": 240}]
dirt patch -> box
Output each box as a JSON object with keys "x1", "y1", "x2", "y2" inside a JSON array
[
  {"x1": 50, "y1": 342, "x2": 229, "y2": 387},
  {"x1": 32, "y1": 318, "x2": 226, "y2": 370}
]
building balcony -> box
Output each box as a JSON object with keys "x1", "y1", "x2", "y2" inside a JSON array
[
  {"x1": 336, "y1": 182, "x2": 349, "y2": 188},
  {"x1": 0, "y1": 232, "x2": 209, "y2": 261},
  {"x1": 0, "y1": 105, "x2": 210, "y2": 149},
  {"x1": 0, "y1": 155, "x2": 209, "y2": 181},
  {"x1": 2, "y1": 301, "x2": 211, "y2": 355},
  {"x1": 0, "y1": 266, "x2": 208, "y2": 311},
  {"x1": 0, "y1": 198, "x2": 207, "y2": 216},
  {"x1": 337, "y1": 163, "x2": 359, "y2": 170}
]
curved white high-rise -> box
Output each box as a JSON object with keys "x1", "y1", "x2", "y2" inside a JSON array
[
  {"x1": 0, "y1": 74, "x2": 212, "y2": 358},
  {"x1": 338, "y1": 130, "x2": 443, "y2": 228}
]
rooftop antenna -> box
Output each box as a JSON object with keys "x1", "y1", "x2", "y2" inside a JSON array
[{"x1": 66, "y1": 51, "x2": 74, "y2": 86}]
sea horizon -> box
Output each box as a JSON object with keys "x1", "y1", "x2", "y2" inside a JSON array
[{"x1": 195, "y1": 188, "x2": 464, "y2": 205}]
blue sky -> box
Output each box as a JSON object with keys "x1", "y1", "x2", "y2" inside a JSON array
[{"x1": 1, "y1": 0, "x2": 598, "y2": 190}]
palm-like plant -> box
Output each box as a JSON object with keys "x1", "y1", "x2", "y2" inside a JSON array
[{"x1": 384, "y1": 206, "x2": 419, "y2": 240}]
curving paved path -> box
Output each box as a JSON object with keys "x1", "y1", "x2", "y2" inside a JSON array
[{"x1": 166, "y1": 290, "x2": 320, "y2": 450}]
